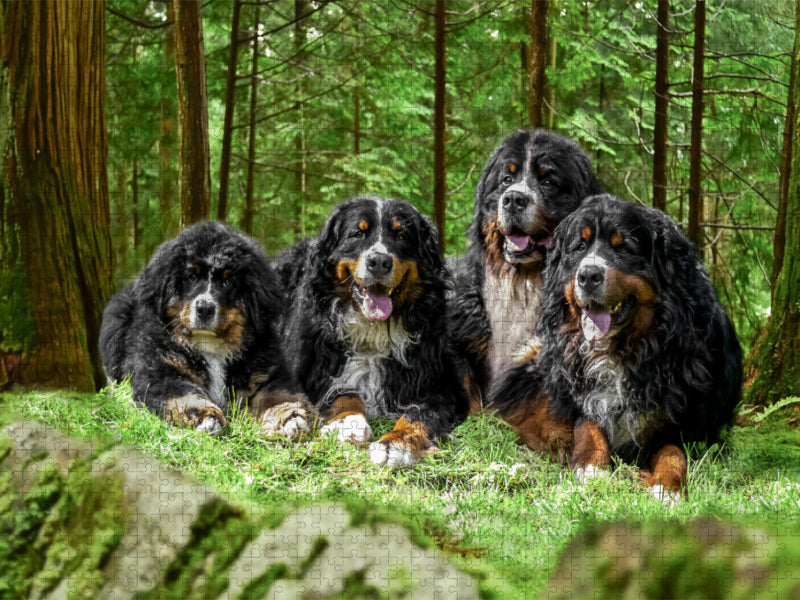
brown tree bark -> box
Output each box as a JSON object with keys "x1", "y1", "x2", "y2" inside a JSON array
[
  {"x1": 687, "y1": 0, "x2": 705, "y2": 250},
  {"x1": 217, "y1": 0, "x2": 242, "y2": 223},
  {"x1": 242, "y1": 3, "x2": 260, "y2": 236},
  {"x1": 433, "y1": 0, "x2": 447, "y2": 253},
  {"x1": 652, "y1": 0, "x2": 670, "y2": 212},
  {"x1": 293, "y1": 0, "x2": 309, "y2": 238},
  {"x1": 173, "y1": 0, "x2": 211, "y2": 226},
  {"x1": 159, "y1": 1, "x2": 178, "y2": 239},
  {"x1": 528, "y1": 0, "x2": 548, "y2": 128},
  {"x1": 744, "y1": 0, "x2": 800, "y2": 405},
  {"x1": 1, "y1": 0, "x2": 113, "y2": 391}
]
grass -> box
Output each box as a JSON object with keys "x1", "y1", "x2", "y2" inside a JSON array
[{"x1": 2, "y1": 385, "x2": 800, "y2": 597}]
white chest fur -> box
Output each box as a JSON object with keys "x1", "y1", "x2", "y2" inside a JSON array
[
  {"x1": 483, "y1": 267, "x2": 544, "y2": 379},
  {"x1": 202, "y1": 353, "x2": 228, "y2": 408},
  {"x1": 327, "y1": 307, "x2": 416, "y2": 417}
]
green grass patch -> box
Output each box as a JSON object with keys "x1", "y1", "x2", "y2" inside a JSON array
[{"x1": 1, "y1": 386, "x2": 799, "y2": 598}]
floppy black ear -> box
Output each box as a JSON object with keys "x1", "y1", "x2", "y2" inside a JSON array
[
  {"x1": 416, "y1": 212, "x2": 446, "y2": 278},
  {"x1": 567, "y1": 147, "x2": 603, "y2": 201},
  {"x1": 650, "y1": 211, "x2": 697, "y2": 297},
  {"x1": 136, "y1": 235, "x2": 186, "y2": 319},
  {"x1": 536, "y1": 216, "x2": 573, "y2": 338},
  {"x1": 467, "y1": 143, "x2": 505, "y2": 248},
  {"x1": 243, "y1": 251, "x2": 283, "y2": 335}
]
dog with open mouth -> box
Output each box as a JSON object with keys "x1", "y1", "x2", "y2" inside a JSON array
[
  {"x1": 281, "y1": 196, "x2": 469, "y2": 467},
  {"x1": 100, "y1": 221, "x2": 312, "y2": 438},
  {"x1": 490, "y1": 194, "x2": 742, "y2": 502},
  {"x1": 449, "y1": 129, "x2": 601, "y2": 411}
]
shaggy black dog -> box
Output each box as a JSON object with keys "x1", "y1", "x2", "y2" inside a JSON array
[
  {"x1": 100, "y1": 221, "x2": 312, "y2": 437},
  {"x1": 281, "y1": 196, "x2": 469, "y2": 466},
  {"x1": 490, "y1": 195, "x2": 742, "y2": 502},
  {"x1": 449, "y1": 129, "x2": 601, "y2": 410}
]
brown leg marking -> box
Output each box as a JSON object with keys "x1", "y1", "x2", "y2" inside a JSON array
[
  {"x1": 319, "y1": 395, "x2": 373, "y2": 445},
  {"x1": 247, "y1": 390, "x2": 316, "y2": 440},
  {"x1": 464, "y1": 373, "x2": 483, "y2": 414},
  {"x1": 499, "y1": 393, "x2": 573, "y2": 464},
  {"x1": 571, "y1": 419, "x2": 612, "y2": 481},
  {"x1": 368, "y1": 416, "x2": 431, "y2": 468},
  {"x1": 640, "y1": 444, "x2": 688, "y2": 504},
  {"x1": 165, "y1": 394, "x2": 227, "y2": 436}
]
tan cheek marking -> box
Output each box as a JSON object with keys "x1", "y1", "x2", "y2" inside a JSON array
[
  {"x1": 605, "y1": 268, "x2": 658, "y2": 337},
  {"x1": 392, "y1": 258, "x2": 421, "y2": 306},
  {"x1": 582, "y1": 227, "x2": 592, "y2": 241},
  {"x1": 335, "y1": 260, "x2": 360, "y2": 286},
  {"x1": 358, "y1": 220, "x2": 369, "y2": 231},
  {"x1": 217, "y1": 306, "x2": 246, "y2": 350},
  {"x1": 167, "y1": 299, "x2": 194, "y2": 332},
  {"x1": 610, "y1": 232, "x2": 623, "y2": 247}
]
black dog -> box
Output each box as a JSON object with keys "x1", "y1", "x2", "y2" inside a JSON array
[
  {"x1": 100, "y1": 221, "x2": 312, "y2": 436},
  {"x1": 280, "y1": 196, "x2": 469, "y2": 466},
  {"x1": 449, "y1": 129, "x2": 601, "y2": 410},
  {"x1": 491, "y1": 195, "x2": 742, "y2": 502}
]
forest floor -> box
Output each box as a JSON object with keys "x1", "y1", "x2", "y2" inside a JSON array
[{"x1": 2, "y1": 386, "x2": 800, "y2": 598}]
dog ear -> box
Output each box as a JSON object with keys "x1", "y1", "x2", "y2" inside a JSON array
[
  {"x1": 136, "y1": 236, "x2": 185, "y2": 319},
  {"x1": 536, "y1": 215, "x2": 575, "y2": 338},
  {"x1": 650, "y1": 210, "x2": 696, "y2": 296},
  {"x1": 416, "y1": 212, "x2": 446, "y2": 277},
  {"x1": 467, "y1": 143, "x2": 505, "y2": 247}
]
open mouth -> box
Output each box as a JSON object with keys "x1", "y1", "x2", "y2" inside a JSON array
[
  {"x1": 578, "y1": 294, "x2": 637, "y2": 342},
  {"x1": 350, "y1": 276, "x2": 408, "y2": 321},
  {"x1": 503, "y1": 231, "x2": 553, "y2": 258}
]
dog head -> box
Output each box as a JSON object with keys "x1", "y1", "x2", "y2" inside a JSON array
[
  {"x1": 469, "y1": 129, "x2": 600, "y2": 273},
  {"x1": 138, "y1": 221, "x2": 280, "y2": 356},
  {"x1": 311, "y1": 196, "x2": 445, "y2": 322}
]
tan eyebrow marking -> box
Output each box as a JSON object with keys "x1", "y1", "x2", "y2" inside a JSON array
[
  {"x1": 539, "y1": 167, "x2": 549, "y2": 177},
  {"x1": 581, "y1": 227, "x2": 592, "y2": 241},
  {"x1": 611, "y1": 232, "x2": 624, "y2": 247},
  {"x1": 392, "y1": 220, "x2": 402, "y2": 231},
  {"x1": 358, "y1": 220, "x2": 369, "y2": 231},
  {"x1": 508, "y1": 163, "x2": 516, "y2": 173}
]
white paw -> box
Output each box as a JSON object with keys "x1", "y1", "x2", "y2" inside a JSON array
[
  {"x1": 257, "y1": 400, "x2": 312, "y2": 440},
  {"x1": 368, "y1": 440, "x2": 416, "y2": 468},
  {"x1": 574, "y1": 464, "x2": 610, "y2": 484},
  {"x1": 650, "y1": 484, "x2": 682, "y2": 507},
  {"x1": 320, "y1": 414, "x2": 372, "y2": 445},
  {"x1": 196, "y1": 414, "x2": 224, "y2": 436}
]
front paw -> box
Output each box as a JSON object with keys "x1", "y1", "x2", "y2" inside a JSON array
[
  {"x1": 574, "y1": 463, "x2": 610, "y2": 484},
  {"x1": 368, "y1": 416, "x2": 430, "y2": 468},
  {"x1": 257, "y1": 399, "x2": 314, "y2": 440},
  {"x1": 649, "y1": 484, "x2": 683, "y2": 507},
  {"x1": 165, "y1": 394, "x2": 227, "y2": 436},
  {"x1": 320, "y1": 414, "x2": 373, "y2": 445}
]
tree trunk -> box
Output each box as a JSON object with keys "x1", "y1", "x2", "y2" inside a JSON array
[
  {"x1": 652, "y1": 0, "x2": 669, "y2": 212},
  {"x1": 528, "y1": 0, "x2": 548, "y2": 128},
  {"x1": 293, "y1": 0, "x2": 309, "y2": 239},
  {"x1": 687, "y1": 0, "x2": 705, "y2": 251},
  {"x1": 433, "y1": 0, "x2": 447, "y2": 254},
  {"x1": 546, "y1": 0, "x2": 557, "y2": 130},
  {"x1": 1, "y1": 0, "x2": 113, "y2": 391},
  {"x1": 159, "y1": 1, "x2": 178, "y2": 240},
  {"x1": 173, "y1": 0, "x2": 210, "y2": 226},
  {"x1": 744, "y1": 0, "x2": 800, "y2": 406},
  {"x1": 132, "y1": 161, "x2": 141, "y2": 250},
  {"x1": 217, "y1": 0, "x2": 242, "y2": 223},
  {"x1": 242, "y1": 3, "x2": 260, "y2": 236}
]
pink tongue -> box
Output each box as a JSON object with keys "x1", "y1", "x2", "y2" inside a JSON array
[
  {"x1": 581, "y1": 309, "x2": 611, "y2": 342},
  {"x1": 363, "y1": 290, "x2": 393, "y2": 321},
  {"x1": 537, "y1": 235, "x2": 553, "y2": 250},
  {"x1": 506, "y1": 234, "x2": 532, "y2": 252}
]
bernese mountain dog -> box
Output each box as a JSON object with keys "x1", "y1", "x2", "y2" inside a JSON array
[
  {"x1": 490, "y1": 194, "x2": 742, "y2": 502},
  {"x1": 281, "y1": 195, "x2": 469, "y2": 467},
  {"x1": 449, "y1": 129, "x2": 601, "y2": 409},
  {"x1": 100, "y1": 221, "x2": 313, "y2": 437}
]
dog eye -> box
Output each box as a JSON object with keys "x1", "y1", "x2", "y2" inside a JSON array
[
  {"x1": 541, "y1": 179, "x2": 552, "y2": 188},
  {"x1": 396, "y1": 233, "x2": 405, "y2": 241},
  {"x1": 351, "y1": 230, "x2": 366, "y2": 239},
  {"x1": 222, "y1": 278, "x2": 233, "y2": 287},
  {"x1": 576, "y1": 241, "x2": 587, "y2": 252},
  {"x1": 188, "y1": 272, "x2": 199, "y2": 282},
  {"x1": 618, "y1": 247, "x2": 629, "y2": 255},
  {"x1": 502, "y1": 175, "x2": 513, "y2": 186}
]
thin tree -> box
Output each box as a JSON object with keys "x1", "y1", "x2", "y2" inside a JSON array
[
  {"x1": 687, "y1": 0, "x2": 705, "y2": 250},
  {"x1": 744, "y1": 0, "x2": 800, "y2": 405},
  {"x1": 433, "y1": 0, "x2": 447, "y2": 253},
  {"x1": 173, "y1": 0, "x2": 211, "y2": 226},
  {"x1": 217, "y1": 0, "x2": 243, "y2": 222},
  {"x1": 652, "y1": 0, "x2": 670, "y2": 212},
  {"x1": 0, "y1": 0, "x2": 113, "y2": 391},
  {"x1": 242, "y1": 4, "x2": 260, "y2": 236},
  {"x1": 528, "y1": 0, "x2": 548, "y2": 127},
  {"x1": 160, "y1": 1, "x2": 178, "y2": 239}
]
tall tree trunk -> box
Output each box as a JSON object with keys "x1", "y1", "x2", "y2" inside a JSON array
[
  {"x1": 1, "y1": 0, "x2": 113, "y2": 391},
  {"x1": 687, "y1": 0, "x2": 705, "y2": 251},
  {"x1": 744, "y1": 0, "x2": 800, "y2": 405},
  {"x1": 528, "y1": 0, "x2": 548, "y2": 128},
  {"x1": 546, "y1": 0, "x2": 557, "y2": 130},
  {"x1": 652, "y1": 0, "x2": 670, "y2": 212},
  {"x1": 293, "y1": 0, "x2": 309, "y2": 239},
  {"x1": 132, "y1": 161, "x2": 141, "y2": 250},
  {"x1": 159, "y1": 1, "x2": 178, "y2": 240},
  {"x1": 433, "y1": 0, "x2": 447, "y2": 253},
  {"x1": 242, "y1": 3, "x2": 260, "y2": 236},
  {"x1": 772, "y1": 19, "x2": 796, "y2": 294},
  {"x1": 173, "y1": 0, "x2": 210, "y2": 226},
  {"x1": 217, "y1": 0, "x2": 242, "y2": 223}
]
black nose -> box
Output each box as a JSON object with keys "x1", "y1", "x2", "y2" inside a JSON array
[
  {"x1": 195, "y1": 298, "x2": 216, "y2": 322},
  {"x1": 577, "y1": 264, "x2": 605, "y2": 294},
  {"x1": 501, "y1": 191, "x2": 530, "y2": 212},
  {"x1": 366, "y1": 252, "x2": 393, "y2": 278}
]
